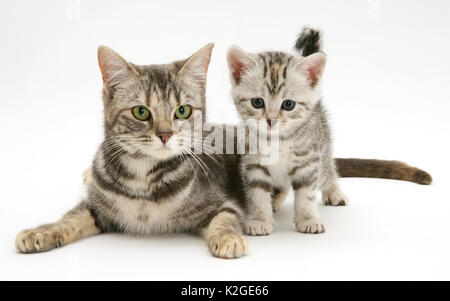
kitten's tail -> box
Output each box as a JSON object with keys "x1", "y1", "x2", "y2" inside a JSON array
[
  {"x1": 295, "y1": 29, "x2": 432, "y2": 185},
  {"x1": 335, "y1": 158, "x2": 432, "y2": 185},
  {"x1": 294, "y1": 27, "x2": 322, "y2": 56}
]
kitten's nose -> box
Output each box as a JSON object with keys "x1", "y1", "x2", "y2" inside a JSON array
[
  {"x1": 267, "y1": 119, "x2": 278, "y2": 127},
  {"x1": 157, "y1": 131, "x2": 173, "y2": 144}
]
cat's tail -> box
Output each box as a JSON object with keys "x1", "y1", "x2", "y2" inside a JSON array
[
  {"x1": 294, "y1": 27, "x2": 322, "y2": 56},
  {"x1": 335, "y1": 158, "x2": 432, "y2": 185}
]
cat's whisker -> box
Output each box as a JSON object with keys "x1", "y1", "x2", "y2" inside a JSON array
[
  {"x1": 183, "y1": 147, "x2": 215, "y2": 184},
  {"x1": 191, "y1": 143, "x2": 224, "y2": 169},
  {"x1": 181, "y1": 147, "x2": 200, "y2": 187}
]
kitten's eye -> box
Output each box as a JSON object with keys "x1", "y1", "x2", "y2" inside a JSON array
[
  {"x1": 132, "y1": 106, "x2": 151, "y2": 121},
  {"x1": 281, "y1": 100, "x2": 295, "y2": 111},
  {"x1": 175, "y1": 105, "x2": 192, "y2": 119},
  {"x1": 251, "y1": 98, "x2": 265, "y2": 109}
]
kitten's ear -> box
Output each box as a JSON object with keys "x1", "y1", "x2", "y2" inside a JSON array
[
  {"x1": 294, "y1": 52, "x2": 327, "y2": 87},
  {"x1": 98, "y1": 45, "x2": 137, "y2": 89},
  {"x1": 178, "y1": 43, "x2": 214, "y2": 83},
  {"x1": 227, "y1": 46, "x2": 257, "y2": 85}
]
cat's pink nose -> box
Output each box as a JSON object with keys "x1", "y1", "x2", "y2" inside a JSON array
[{"x1": 157, "y1": 132, "x2": 172, "y2": 144}]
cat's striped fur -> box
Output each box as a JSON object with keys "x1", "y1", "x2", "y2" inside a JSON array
[
  {"x1": 15, "y1": 35, "x2": 432, "y2": 257},
  {"x1": 15, "y1": 44, "x2": 248, "y2": 259},
  {"x1": 227, "y1": 28, "x2": 432, "y2": 236}
]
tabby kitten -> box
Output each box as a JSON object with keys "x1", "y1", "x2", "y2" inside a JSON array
[
  {"x1": 15, "y1": 44, "x2": 249, "y2": 259},
  {"x1": 226, "y1": 28, "x2": 362, "y2": 235}
]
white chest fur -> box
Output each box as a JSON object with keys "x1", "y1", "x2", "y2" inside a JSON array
[
  {"x1": 95, "y1": 155, "x2": 194, "y2": 235},
  {"x1": 111, "y1": 191, "x2": 189, "y2": 235},
  {"x1": 263, "y1": 139, "x2": 295, "y2": 188}
]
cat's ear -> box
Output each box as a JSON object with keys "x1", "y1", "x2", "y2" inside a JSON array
[
  {"x1": 294, "y1": 52, "x2": 327, "y2": 87},
  {"x1": 98, "y1": 45, "x2": 138, "y2": 90},
  {"x1": 178, "y1": 43, "x2": 214, "y2": 84},
  {"x1": 227, "y1": 46, "x2": 257, "y2": 85}
]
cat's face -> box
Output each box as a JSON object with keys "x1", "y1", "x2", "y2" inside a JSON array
[
  {"x1": 227, "y1": 47, "x2": 326, "y2": 137},
  {"x1": 98, "y1": 44, "x2": 213, "y2": 160}
]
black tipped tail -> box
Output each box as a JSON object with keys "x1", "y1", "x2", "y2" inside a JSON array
[{"x1": 294, "y1": 27, "x2": 322, "y2": 56}]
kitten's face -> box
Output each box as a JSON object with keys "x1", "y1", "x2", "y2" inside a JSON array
[
  {"x1": 98, "y1": 44, "x2": 213, "y2": 160},
  {"x1": 227, "y1": 47, "x2": 326, "y2": 136}
]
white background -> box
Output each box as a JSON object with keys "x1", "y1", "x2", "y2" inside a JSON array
[{"x1": 1, "y1": 0, "x2": 449, "y2": 280}]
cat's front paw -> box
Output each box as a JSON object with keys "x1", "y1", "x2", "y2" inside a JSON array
[
  {"x1": 15, "y1": 225, "x2": 63, "y2": 253},
  {"x1": 322, "y1": 189, "x2": 349, "y2": 206},
  {"x1": 294, "y1": 218, "x2": 326, "y2": 234},
  {"x1": 245, "y1": 220, "x2": 273, "y2": 236},
  {"x1": 208, "y1": 232, "x2": 248, "y2": 259}
]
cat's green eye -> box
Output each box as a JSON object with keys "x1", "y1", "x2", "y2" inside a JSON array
[
  {"x1": 132, "y1": 106, "x2": 151, "y2": 121},
  {"x1": 175, "y1": 105, "x2": 192, "y2": 119}
]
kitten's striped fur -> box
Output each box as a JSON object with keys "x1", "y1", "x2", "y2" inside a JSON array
[
  {"x1": 15, "y1": 44, "x2": 248, "y2": 259},
  {"x1": 15, "y1": 33, "x2": 432, "y2": 257},
  {"x1": 227, "y1": 28, "x2": 431, "y2": 236}
]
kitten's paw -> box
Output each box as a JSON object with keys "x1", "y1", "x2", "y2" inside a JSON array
[
  {"x1": 294, "y1": 218, "x2": 326, "y2": 234},
  {"x1": 245, "y1": 220, "x2": 273, "y2": 236},
  {"x1": 208, "y1": 232, "x2": 248, "y2": 259},
  {"x1": 323, "y1": 189, "x2": 349, "y2": 206},
  {"x1": 15, "y1": 225, "x2": 64, "y2": 253}
]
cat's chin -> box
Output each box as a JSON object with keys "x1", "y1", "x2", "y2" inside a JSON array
[{"x1": 147, "y1": 146, "x2": 182, "y2": 160}]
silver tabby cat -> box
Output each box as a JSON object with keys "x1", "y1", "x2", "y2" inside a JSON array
[
  {"x1": 15, "y1": 33, "x2": 432, "y2": 258},
  {"x1": 228, "y1": 28, "x2": 353, "y2": 235},
  {"x1": 15, "y1": 44, "x2": 249, "y2": 259}
]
